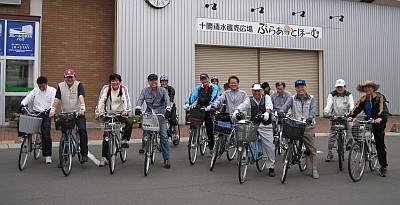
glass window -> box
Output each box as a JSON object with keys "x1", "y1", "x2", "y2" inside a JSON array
[
  {"x1": 4, "y1": 96, "x2": 25, "y2": 122},
  {"x1": 5, "y1": 60, "x2": 34, "y2": 92}
]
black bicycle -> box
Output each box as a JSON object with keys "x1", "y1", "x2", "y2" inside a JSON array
[{"x1": 329, "y1": 115, "x2": 348, "y2": 171}]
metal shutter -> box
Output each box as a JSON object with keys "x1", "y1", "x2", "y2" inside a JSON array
[
  {"x1": 195, "y1": 46, "x2": 258, "y2": 95},
  {"x1": 260, "y1": 49, "x2": 320, "y2": 113}
]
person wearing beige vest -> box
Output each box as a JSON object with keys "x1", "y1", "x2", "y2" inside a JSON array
[{"x1": 50, "y1": 69, "x2": 89, "y2": 163}]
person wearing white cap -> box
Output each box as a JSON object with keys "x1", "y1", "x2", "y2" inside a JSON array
[
  {"x1": 235, "y1": 83, "x2": 276, "y2": 177},
  {"x1": 323, "y1": 79, "x2": 354, "y2": 162}
]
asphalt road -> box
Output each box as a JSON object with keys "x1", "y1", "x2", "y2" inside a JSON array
[{"x1": 1, "y1": 135, "x2": 399, "y2": 205}]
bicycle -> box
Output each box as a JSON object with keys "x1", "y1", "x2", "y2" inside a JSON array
[
  {"x1": 55, "y1": 112, "x2": 83, "y2": 176},
  {"x1": 100, "y1": 113, "x2": 128, "y2": 174},
  {"x1": 167, "y1": 115, "x2": 181, "y2": 146},
  {"x1": 235, "y1": 120, "x2": 267, "y2": 183},
  {"x1": 186, "y1": 107, "x2": 208, "y2": 165},
  {"x1": 329, "y1": 115, "x2": 348, "y2": 171},
  {"x1": 141, "y1": 111, "x2": 164, "y2": 176},
  {"x1": 281, "y1": 117, "x2": 307, "y2": 184},
  {"x1": 210, "y1": 112, "x2": 237, "y2": 171},
  {"x1": 272, "y1": 111, "x2": 284, "y2": 156},
  {"x1": 17, "y1": 107, "x2": 47, "y2": 170},
  {"x1": 348, "y1": 118, "x2": 378, "y2": 182}
]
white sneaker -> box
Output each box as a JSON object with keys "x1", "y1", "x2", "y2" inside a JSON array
[
  {"x1": 312, "y1": 170, "x2": 319, "y2": 179},
  {"x1": 99, "y1": 157, "x2": 109, "y2": 167},
  {"x1": 45, "y1": 156, "x2": 52, "y2": 164}
]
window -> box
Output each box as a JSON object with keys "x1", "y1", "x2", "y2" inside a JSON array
[{"x1": 5, "y1": 60, "x2": 34, "y2": 92}]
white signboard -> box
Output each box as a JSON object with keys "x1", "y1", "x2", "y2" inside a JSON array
[{"x1": 197, "y1": 18, "x2": 322, "y2": 39}]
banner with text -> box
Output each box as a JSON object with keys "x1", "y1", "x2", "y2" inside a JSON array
[
  {"x1": 6, "y1": 21, "x2": 35, "y2": 56},
  {"x1": 0, "y1": 20, "x2": 4, "y2": 55}
]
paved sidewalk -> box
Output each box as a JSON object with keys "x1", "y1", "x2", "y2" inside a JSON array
[{"x1": 1, "y1": 117, "x2": 399, "y2": 149}]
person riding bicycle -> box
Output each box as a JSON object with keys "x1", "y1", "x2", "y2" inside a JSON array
[
  {"x1": 49, "y1": 69, "x2": 89, "y2": 163},
  {"x1": 261, "y1": 82, "x2": 275, "y2": 96},
  {"x1": 213, "y1": 75, "x2": 247, "y2": 115},
  {"x1": 280, "y1": 79, "x2": 319, "y2": 179},
  {"x1": 95, "y1": 73, "x2": 132, "y2": 167},
  {"x1": 136, "y1": 74, "x2": 172, "y2": 168},
  {"x1": 347, "y1": 80, "x2": 388, "y2": 177},
  {"x1": 323, "y1": 79, "x2": 354, "y2": 162},
  {"x1": 211, "y1": 76, "x2": 223, "y2": 95},
  {"x1": 235, "y1": 83, "x2": 276, "y2": 177},
  {"x1": 270, "y1": 82, "x2": 292, "y2": 112},
  {"x1": 159, "y1": 75, "x2": 179, "y2": 141},
  {"x1": 183, "y1": 73, "x2": 219, "y2": 153},
  {"x1": 18, "y1": 76, "x2": 56, "y2": 164}
]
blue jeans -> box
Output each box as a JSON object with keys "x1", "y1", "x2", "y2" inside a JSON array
[{"x1": 142, "y1": 117, "x2": 170, "y2": 160}]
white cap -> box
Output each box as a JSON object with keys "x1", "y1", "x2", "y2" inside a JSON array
[
  {"x1": 251, "y1": 84, "x2": 263, "y2": 90},
  {"x1": 335, "y1": 79, "x2": 346, "y2": 87}
]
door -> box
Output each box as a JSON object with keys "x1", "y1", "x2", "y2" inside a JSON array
[{"x1": 0, "y1": 60, "x2": 3, "y2": 125}]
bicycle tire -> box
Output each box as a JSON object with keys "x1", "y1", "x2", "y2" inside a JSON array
[
  {"x1": 120, "y1": 141, "x2": 127, "y2": 163},
  {"x1": 210, "y1": 135, "x2": 220, "y2": 171},
  {"x1": 188, "y1": 128, "x2": 198, "y2": 165},
  {"x1": 33, "y1": 133, "x2": 42, "y2": 159},
  {"x1": 298, "y1": 141, "x2": 307, "y2": 172},
  {"x1": 348, "y1": 141, "x2": 366, "y2": 182},
  {"x1": 238, "y1": 147, "x2": 248, "y2": 184},
  {"x1": 144, "y1": 134, "x2": 151, "y2": 176},
  {"x1": 281, "y1": 143, "x2": 293, "y2": 184},
  {"x1": 273, "y1": 136, "x2": 280, "y2": 156},
  {"x1": 337, "y1": 132, "x2": 344, "y2": 171},
  {"x1": 369, "y1": 137, "x2": 378, "y2": 172},
  {"x1": 199, "y1": 126, "x2": 208, "y2": 156},
  {"x1": 151, "y1": 133, "x2": 157, "y2": 164},
  {"x1": 60, "y1": 133, "x2": 72, "y2": 176},
  {"x1": 256, "y1": 140, "x2": 266, "y2": 172},
  {"x1": 172, "y1": 124, "x2": 181, "y2": 146},
  {"x1": 108, "y1": 132, "x2": 116, "y2": 174},
  {"x1": 226, "y1": 135, "x2": 237, "y2": 161},
  {"x1": 18, "y1": 136, "x2": 29, "y2": 170}
]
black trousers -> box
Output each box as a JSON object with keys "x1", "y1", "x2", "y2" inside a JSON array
[
  {"x1": 40, "y1": 114, "x2": 52, "y2": 157},
  {"x1": 204, "y1": 111, "x2": 214, "y2": 150},
  {"x1": 373, "y1": 128, "x2": 388, "y2": 168},
  {"x1": 102, "y1": 116, "x2": 133, "y2": 157}
]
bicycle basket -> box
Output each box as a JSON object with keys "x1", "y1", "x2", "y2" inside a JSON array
[
  {"x1": 55, "y1": 113, "x2": 76, "y2": 131},
  {"x1": 213, "y1": 121, "x2": 233, "y2": 135},
  {"x1": 100, "y1": 122, "x2": 121, "y2": 132},
  {"x1": 142, "y1": 114, "x2": 160, "y2": 131},
  {"x1": 187, "y1": 108, "x2": 205, "y2": 127},
  {"x1": 18, "y1": 115, "x2": 43, "y2": 134},
  {"x1": 282, "y1": 118, "x2": 306, "y2": 140},
  {"x1": 234, "y1": 122, "x2": 258, "y2": 142},
  {"x1": 214, "y1": 112, "x2": 231, "y2": 122},
  {"x1": 330, "y1": 118, "x2": 348, "y2": 130},
  {"x1": 351, "y1": 121, "x2": 371, "y2": 140}
]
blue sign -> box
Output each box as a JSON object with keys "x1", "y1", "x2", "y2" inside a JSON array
[
  {"x1": 0, "y1": 20, "x2": 4, "y2": 55},
  {"x1": 6, "y1": 21, "x2": 35, "y2": 56}
]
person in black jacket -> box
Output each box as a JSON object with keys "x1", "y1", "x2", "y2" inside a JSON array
[
  {"x1": 347, "y1": 80, "x2": 388, "y2": 177},
  {"x1": 160, "y1": 75, "x2": 179, "y2": 141}
]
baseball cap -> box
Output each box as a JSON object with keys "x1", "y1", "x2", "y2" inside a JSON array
[
  {"x1": 200, "y1": 73, "x2": 209, "y2": 80},
  {"x1": 295, "y1": 79, "x2": 306, "y2": 87},
  {"x1": 251, "y1": 84, "x2": 263, "y2": 90},
  {"x1": 261, "y1": 82, "x2": 270, "y2": 89},
  {"x1": 335, "y1": 79, "x2": 346, "y2": 87},
  {"x1": 147, "y1": 74, "x2": 158, "y2": 81},
  {"x1": 64, "y1": 69, "x2": 75, "y2": 77}
]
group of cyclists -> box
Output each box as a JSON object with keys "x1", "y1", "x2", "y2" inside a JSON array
[{"x1": 16, "y1": 69, "x2": 389, "y2": 178}]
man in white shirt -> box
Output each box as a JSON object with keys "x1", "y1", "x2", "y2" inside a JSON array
[{"x1": 19, "y1": 76, "x2": 56, "y2": 164}]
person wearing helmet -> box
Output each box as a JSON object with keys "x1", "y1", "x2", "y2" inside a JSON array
[
  {"x1": 323, "y1": 79, "x2": 354, "y2": 162},
  {"x1": 211, "y1": 76, "x2": 223, "y2": 95},
  {"x1": 159, "y1": 75, "x2": 179, "y2": 144}
]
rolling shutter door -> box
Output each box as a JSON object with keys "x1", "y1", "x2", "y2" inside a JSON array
[
  {"x1": 195, "y1": 46, "x2": 258, "y2": 95},
  {"x1": 260, "y1": 49, "x2": 320, "y2": 113}
]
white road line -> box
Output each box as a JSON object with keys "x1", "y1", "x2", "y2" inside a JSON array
[{"x1": 88, "y1": 151, "x2": 100, "y2": 166}]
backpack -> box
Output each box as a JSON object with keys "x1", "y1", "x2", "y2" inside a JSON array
[{"x1": 375, "y1": 92, "x2": 392, "y2": 121}]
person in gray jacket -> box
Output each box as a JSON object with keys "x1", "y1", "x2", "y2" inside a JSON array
[
  {"x1": 323, "y1": 79, "x2": 354, "y2": 162},
  {"x1": 213, "y1": 75, "x2": 247, "y2": 115},
  {"x1": 270, "y1": 81, "x2": 292, "y2": 111},
  {"x1": 280, "y1": 79, "x2": 319, "y2": 179}
]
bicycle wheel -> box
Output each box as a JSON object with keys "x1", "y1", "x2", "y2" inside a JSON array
[
  {"x1": 151, "y1": 133, "x2": 157, "y2": 164},
  {"x1": 18, "y1": 136, "x2": 29, "y2": 170},
  {"x1": 337, "y1": 133, "x2": 345, "y2": 171},
  {"x1": 298, "y1": 141, "x2": 307, "y2": 172},
  {"x1": 172, "y1": 124, "x2": 181, "y2": 146},
  {"x1": 238, "y1": 146, "x2": 248, "y2": 184},
  {"x1": 281, "y1": 143, "x2": 293, "y2": 184},
  {"x1": 199, "y1": 126, "x2": 208, "y2": 156},
  {"x1": 75, "y1": 132, "x2": 83, "y2": 164},
  {"x1": 273, "y1": 136, "x2": 280, "y2": 156},
  {"x1": 119, "y1": 141, "x2": 127, "y2": 163},
  {"x1": 60, "y1": 134, "x2": 72, "y2": 176},
  {"x1": 348, "y1": 141, "x2": 366, "y2": 182},
  {"x1": 256, "y1": 140, "x2": 266, "y2": 172},
  {"x1": 210, "y1": 135, "x2": 220, "y2": 171},
  {"x1": 188, "y1": 128, "x2": 198, "y2": 165},
  {"x1": 369, "y1": 137, "x2": 378, "y2": 172},
  {"x1": 108, "y1": 133, "x2": 116, "y2": 174},
  {"x1": 226, "y1": 135, "x2": 237, "y2": 161},
  {"x1": 33, "y1": 133, "x2": 42, "y2": 159},
  {"x1": 144, "y1": 134, "x2": 151, "y2": 176}
]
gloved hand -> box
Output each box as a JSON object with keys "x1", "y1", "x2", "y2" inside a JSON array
[
  {"x1": 306, "y1": 118, "x2": 313, "y2": 125},
  {"x1": 17, "y1": 104, "x2": 25, "y2": 113},
  {"x1": 278, "y1": 111, "x2": 285, "y2": 119},
  {"x1": 323, "y1": 112, "x2": 330, "y2": 118},
  {"x1": 135, "y1": 108, "x2": 142, "y2": 116},
  {"x1": 236, "y1": 112, "x2": 244, "y2": 120},
  {"x1": 233, "y1": 110, "x2": 239, "y2": 116},
  {"x1": 164, "y1": 110, "x2": 171, "y2": 120},
  {"x1": 205, "y1": 105, "x2": 211, "y2": 111},
  {"x1": 183, "y1": 104, "x2": 189, "y2": 110},
  {"x1": 263, "y1": 113, "x2": 270, "y2": 121}
]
